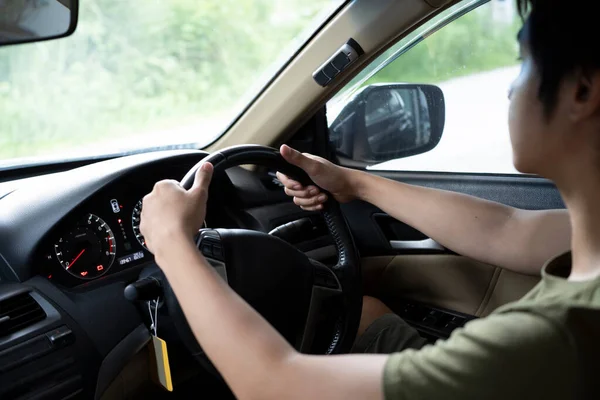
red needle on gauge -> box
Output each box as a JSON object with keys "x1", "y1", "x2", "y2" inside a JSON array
[{"x1": 67, "y1": 249, "x2": 86, "y2": 270}]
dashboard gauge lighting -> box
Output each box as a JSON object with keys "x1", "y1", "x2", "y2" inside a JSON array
[{"x1": 54, "y1": 213, "x2": 116, "y2": 279}]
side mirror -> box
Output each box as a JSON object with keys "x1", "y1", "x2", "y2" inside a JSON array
[
  {"x1": 329, "y1": 83, "x2": 445, "y2": 164},
  {"x1": 0, "y1": 0, "x2": 78, "y2": 47}
]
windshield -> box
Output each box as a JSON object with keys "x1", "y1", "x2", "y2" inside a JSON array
[{"x1": 0, "y1": 0, "x2": 344, "y2": 170}]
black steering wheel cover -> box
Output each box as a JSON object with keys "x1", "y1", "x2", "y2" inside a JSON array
[
  {"x1": 181, "y1": 145, "x2": 362, "y2": 353},
  {"x1": 181, "y1": 144, "x2": 313, "y2": 189},
  {"x1": 320, "y1": 200, "x2": 362, "y2": 353}
]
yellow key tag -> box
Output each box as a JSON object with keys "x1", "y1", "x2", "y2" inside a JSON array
[{"x1": 149, "y1": 335, "x2": 173, "y2": 392}]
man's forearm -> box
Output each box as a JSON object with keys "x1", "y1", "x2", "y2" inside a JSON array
[
  {"x1": 157, "y1": 235, "x2": 386, "y2": 400},
  {"x1": 157, "y1": 236, "x2": 296, "y2": 399},
  {"x1": 348, "y1": 170, "x2": 569, "y2": 274}
]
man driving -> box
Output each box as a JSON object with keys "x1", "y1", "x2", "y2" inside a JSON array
[{"x1": 140, "y1": 0, "x2": 599, "y2": 398}]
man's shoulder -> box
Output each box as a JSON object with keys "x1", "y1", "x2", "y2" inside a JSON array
[
  {"x1": 428, "y1": 311, "x2": 571, "y2": 364},
  {"x1": 384, "y1": 311, "x2": 577, "y2": 400}
]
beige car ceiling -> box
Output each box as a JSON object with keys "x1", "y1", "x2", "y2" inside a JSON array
[{"x1": 207, "y1": 0, "x2": 458, "y2": 152}]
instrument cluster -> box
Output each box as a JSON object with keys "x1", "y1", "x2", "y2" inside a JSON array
[
  {"x1": 34, "y1": 157, "x2": 233, "y2": 288},
  {"x1": 36, "y1": 160, "x2": 203, "y2": 287},
  {"x1": 40, "y1": 192, "x2": 151, "y2": 286}
]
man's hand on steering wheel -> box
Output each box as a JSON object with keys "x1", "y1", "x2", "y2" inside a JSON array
[
  {"x1": 277, "y1": 144, "x2": 358, "y2": 209},
  {"x1": 140, "y1": 162, "x2": 214, "y2": 260}
]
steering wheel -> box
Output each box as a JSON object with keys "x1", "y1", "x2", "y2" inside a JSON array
[{"x1": 161, "y1": 145, "x2": 362, "y2": 375}]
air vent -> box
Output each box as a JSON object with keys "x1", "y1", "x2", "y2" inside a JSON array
[{"x1": 0, "y1": 293, "x2": 46, "y2": 337}]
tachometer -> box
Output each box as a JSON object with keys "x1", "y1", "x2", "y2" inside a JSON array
[
  {"x1": 131, "y1": 198, "x2": 207, "y2": 250},
  {"x1": 54, "y1": 213, "x2": 116, "y2": 279},
  {"x1": 131, "y1": 199, "x2": 147, "y2": 249}
]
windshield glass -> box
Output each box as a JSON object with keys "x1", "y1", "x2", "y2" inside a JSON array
[{"x1": 0, "y1": 0, "x2": 343, "y2": 170}]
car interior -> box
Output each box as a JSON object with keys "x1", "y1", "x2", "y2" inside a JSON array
[{"x1": 0, "y1": 0, "x2": 564, "y2": 399}]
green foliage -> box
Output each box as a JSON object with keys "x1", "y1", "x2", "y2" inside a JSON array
[
  {"x1": 366, "y1": 4, "x2": 521, "y2": 85},
  {"x1": 0, "y1": 0, "x2": 521, "y2": 162},
  {"x1": 0, "y1": 0, "x2": 326, "y2": 160}
]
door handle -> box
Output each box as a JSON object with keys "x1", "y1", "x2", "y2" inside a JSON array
[{"x1": 389, "y1": 238, "x2": 444, "y2": 251}]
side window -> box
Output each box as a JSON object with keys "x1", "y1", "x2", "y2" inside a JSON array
[{"x1": 327, "y1": 0, "x2": 521, "y2": 174}]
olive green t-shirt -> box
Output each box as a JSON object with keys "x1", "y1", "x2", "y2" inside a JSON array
[{"x1": 384, "y1": 252, "x2": 600, "y2": 399}]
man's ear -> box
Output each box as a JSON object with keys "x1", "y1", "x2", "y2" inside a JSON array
[{"x1": 570, "y1": 69, "x2": 600, "y2": 120}]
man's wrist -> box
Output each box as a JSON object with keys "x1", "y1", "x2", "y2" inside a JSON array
[
  {"x1": 346, "y1": 168, "x2": 370, "y2": 202},
  {"x1": 153, "y1": 231, "x2": 197, "y2": 266}
]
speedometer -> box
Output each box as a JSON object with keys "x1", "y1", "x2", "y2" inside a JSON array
[{"x1": 54, "y1": 214, "x2": 116, "y2": 279}]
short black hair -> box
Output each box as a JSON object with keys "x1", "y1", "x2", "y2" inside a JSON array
[{"x1": 516, "y1": 0, "x2": 600, "y2": 115}]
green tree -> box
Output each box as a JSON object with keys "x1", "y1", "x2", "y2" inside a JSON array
[
  {"x1": 0, "y1": 0, "x2": 327, "y2": 160},
  {"x1": 367, "y1": 3, "x2": 520, "y2": 85}
]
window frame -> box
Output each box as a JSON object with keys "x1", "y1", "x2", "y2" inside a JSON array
[{"x1": 326, "y1": 0, "x2": 528, "y2": 176}]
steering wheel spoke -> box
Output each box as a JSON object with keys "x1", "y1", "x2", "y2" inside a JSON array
[
  {"x1": 299, "y1": 260, "x2": 344, "y2": 353},
  {"x1": 196, "y1": 229, "x2": 228, "y2": 283}
]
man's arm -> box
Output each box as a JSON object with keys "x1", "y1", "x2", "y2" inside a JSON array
[
  {"x1": 353, "y1": 172, "x2": 571, "y2": 275},
  {"x1": 278, "y1": 145, "x2": 571, "y2": 275},
  {"x1": 382, "y1": 311, "x2": 575, "y2": 400},
  {"x1": 158, "y1": 233, "x2": 387, "y2": 400}
]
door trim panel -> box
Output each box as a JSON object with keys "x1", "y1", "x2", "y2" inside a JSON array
[{"x1": 361, "y1": 255, "x2": 540, "y2": 317}]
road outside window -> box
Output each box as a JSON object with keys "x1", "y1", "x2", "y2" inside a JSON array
[{"x1": 328, "y1": 0, "x2": 522, "y2": 174}]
